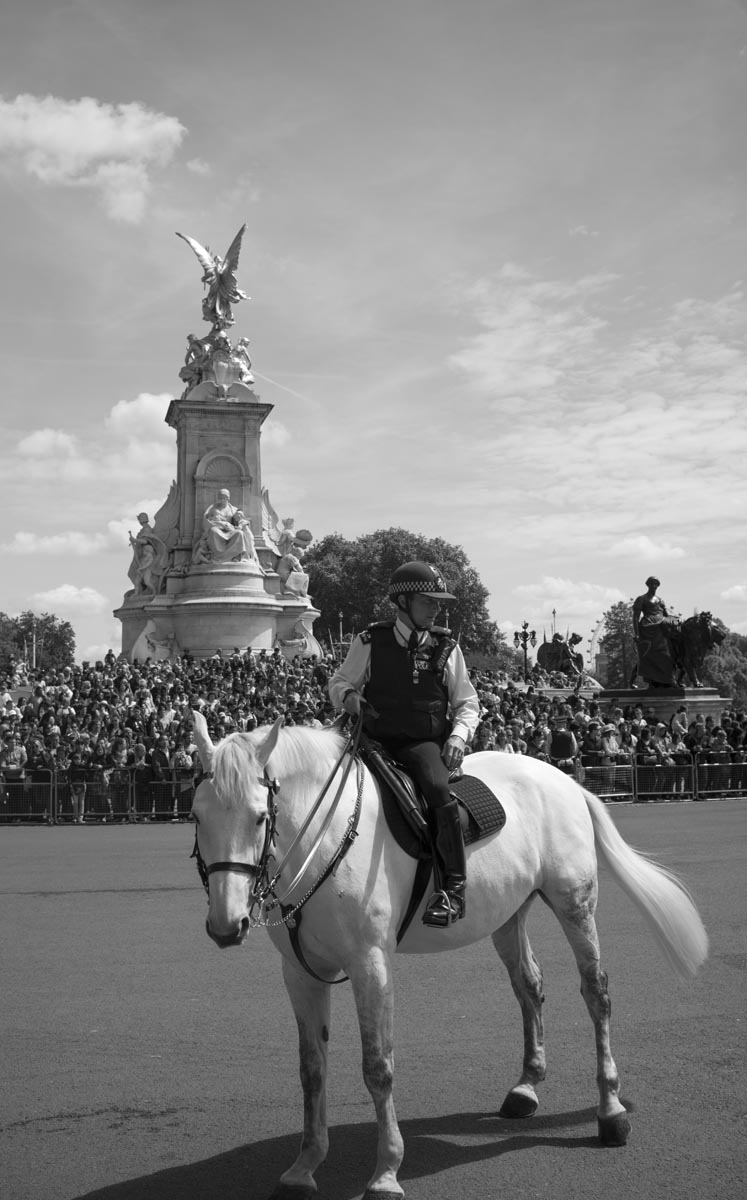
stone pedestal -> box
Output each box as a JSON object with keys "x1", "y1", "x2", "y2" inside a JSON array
[
  {"x1": 114, "y1": 567, "x2": 322, "y2": 662},
  {"x1": 115, "y1": 378, "x2": 322, "y2": 661},
  {"x1": 599, "y1": 688, "x2": 731, "y2": 726}
]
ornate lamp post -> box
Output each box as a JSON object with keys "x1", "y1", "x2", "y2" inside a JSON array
[{"x1": 514, "y1": 621, "x2": 537, "y2": 682}]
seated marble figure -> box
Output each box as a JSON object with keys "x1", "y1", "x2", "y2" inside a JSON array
[{"x1": 193, "y1": 489, "x2": 260, "y2": 567}]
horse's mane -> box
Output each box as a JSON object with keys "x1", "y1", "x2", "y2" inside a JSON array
[{"x1": 211, "y1": 724, "x2": 349, "y2": 810}]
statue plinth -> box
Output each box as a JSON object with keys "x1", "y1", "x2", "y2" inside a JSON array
[{"x1": 599, "y1": 687, "x2": 731, "y2": 726}]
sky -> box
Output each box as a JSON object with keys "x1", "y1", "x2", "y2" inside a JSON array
[{"x1": 1, "y1": 0, "x2": 746, "y2": 667}]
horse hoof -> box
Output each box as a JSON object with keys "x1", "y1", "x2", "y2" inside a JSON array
[
  {"x1": 598, "y1": 1111, "x2": 631, "y2": 1147},
  {"x1": 499, "y1": 1088, "x2": 539, "y2": 1119}
]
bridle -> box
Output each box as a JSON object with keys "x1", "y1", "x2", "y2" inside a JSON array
[
  {"x1": 191, "y1": 765, "x2": 280, "y2": 902},
  {"x1": 191, "y1": 718, "x2": 364, "y2": 933}
]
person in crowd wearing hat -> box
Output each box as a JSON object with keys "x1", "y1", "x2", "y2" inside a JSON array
[
  {"x1": 329, "y1": 561, "x2": 479, "y2": 928},
  {"x1": 707, "y1": 727, "x2": 732, "y2": 795},
  {"x1": 600, "y1": 722, "x2": 627, "y2": 794},
  {"x1": 68, "y1": 748, "x2": 89, "y2": 824}
]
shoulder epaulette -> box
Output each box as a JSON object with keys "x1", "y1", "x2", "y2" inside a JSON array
[
  {"x1": 361, "y1": 618, "x2": 395, "y2": 645},
  {"x1": 432, "y1": 632, "x2": 457, "y2": 675}
]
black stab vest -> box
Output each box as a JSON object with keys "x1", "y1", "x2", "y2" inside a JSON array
[
  {"x1": 363, "y1": 622, "x2": 454, "y2": 743},
  {"x1": 550, "y1": 728, "x2": 575, "y2": 759}
]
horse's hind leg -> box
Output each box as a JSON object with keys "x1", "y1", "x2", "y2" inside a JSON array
[
  {"x1": 492, "y1": 898, "x2": 546, "y2": 1119},
  {"x1": 270, "y1": 958, "x2": 331, "y2": 1200},
  {"x1": 546, "y1": 879, "x2": 631, "y2": 1147}
]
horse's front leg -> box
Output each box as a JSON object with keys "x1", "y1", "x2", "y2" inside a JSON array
[
  {"x1": 270, "y1": 957, "x2": 331, "y2": 1200},
  {"x1": 348, "y1": 945, "x2": 405, "y2": 1200}
]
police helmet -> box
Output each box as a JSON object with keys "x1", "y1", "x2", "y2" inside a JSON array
[{"x1": 388, "y1": 561, "x2": 456, "y2": 602}]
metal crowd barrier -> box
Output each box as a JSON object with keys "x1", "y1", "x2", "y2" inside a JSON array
[
  {"x1": 2, "y1": 755, "x2": 746, "y2": 825},
  {"x1": 0, "y1": 768, "x2": 196, "y2": 825}
]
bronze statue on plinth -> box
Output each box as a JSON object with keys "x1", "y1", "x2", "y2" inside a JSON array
[{"x1": 630, "y1": 577, "x2": 727, "y2": 689}]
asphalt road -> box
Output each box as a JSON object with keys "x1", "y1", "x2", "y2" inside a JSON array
[{"x1": 1, "y1": 800, "x2": 745, "y2": 1200}]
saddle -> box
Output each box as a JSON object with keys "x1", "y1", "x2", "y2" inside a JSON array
[{"x1": 359, "y1": 738, "x2": 506, "y2": 942}]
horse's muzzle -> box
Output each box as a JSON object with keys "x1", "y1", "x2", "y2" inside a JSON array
[{"x1": 205, "y1": 915, "x2": 250, "y2": 949}]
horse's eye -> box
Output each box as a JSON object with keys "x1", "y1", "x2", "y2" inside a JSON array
[{"x1": 256, "y1": 813, "x2": 267, "y2": 827}]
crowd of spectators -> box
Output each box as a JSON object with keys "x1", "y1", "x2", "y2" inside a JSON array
[
  {"x1": 0, "y1": 647, "x2": 336, "y2": 822},
  {"x1": 466, "y1": 674, "x2": 747, "y2": 794},
  {"x1": 1, "y1": 651, "x2": 745, "y2": 821}
]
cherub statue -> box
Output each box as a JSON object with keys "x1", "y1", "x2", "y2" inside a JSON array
[
  {"x1": 261, "y1": 488, "x2": 313, "y2": 559},
  {"x1": 179, "y1": 333, "x2": 208, "y2": 394},
  {"x1": 235, "y1": 336, "x2": 254, "y2": 385},
  {"x1": 176, "y1": 224, "x2": 249, "y2": 328}
]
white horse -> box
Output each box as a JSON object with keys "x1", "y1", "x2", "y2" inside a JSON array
[{"x1": 190, "y1": 713, "x2": 708, "y2": 1200}]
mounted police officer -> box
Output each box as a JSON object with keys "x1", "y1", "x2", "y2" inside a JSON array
[{"x1": 329, "y1": 561, "x2": 479, "y2": 927}]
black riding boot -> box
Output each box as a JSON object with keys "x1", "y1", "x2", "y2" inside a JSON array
[{"x1": 423, "y1": 799, "x2": 467, "y2": 927}]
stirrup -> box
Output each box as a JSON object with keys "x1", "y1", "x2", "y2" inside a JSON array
[{"x1": 422, "y1": 887, "x2": 465, "y2": 928}]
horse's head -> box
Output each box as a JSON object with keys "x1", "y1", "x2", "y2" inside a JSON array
[{"x1": 191, "y1": 710, "x2": 283, "y2": 949}]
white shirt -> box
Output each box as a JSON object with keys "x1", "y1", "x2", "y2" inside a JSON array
[{"x1": 328, "y1": 617, "x2": 480, "y2": 743}]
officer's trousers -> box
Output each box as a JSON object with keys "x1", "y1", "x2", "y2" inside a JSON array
[{"x1": 380, "y1": 737, "x2": 452, "y2": 810}]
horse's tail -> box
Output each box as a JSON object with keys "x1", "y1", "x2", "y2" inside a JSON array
[{"x1": 582, "y1": 789, "x2": 708, "y2": 980}]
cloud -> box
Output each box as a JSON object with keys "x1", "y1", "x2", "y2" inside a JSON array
[
  {"x1": 1, "y1": 519, "x2": 130, "y2": 556},
  {"x1": 514, "y1": 576, "x2": 627, "y2": 622},
  {"x1": 569, "y1": 224, "x2": 599, "y2": 238},
  {"x1": 448, "y1": 264, "x2": 618, "y2": 398},
  {"x1": 722, "y1": 584, "x2": 747, "y2": 602},
  {"x1": 604, "y1": 535, "x2": 685, "y2": 561},
  {"x1": 0, "y1": 94, "x2": 185, "y2": 222},
  {"x1": 3, "y1": 394, "x2": 176, "y2": 490},
  {"x1": 17, "y1": 428, "x2": 78, "y2": 457},
  {"x1": 186, "y1": 157, "x2": 210, "y2": 175},
  {"x1": 29, "y1": 584, "x2": 109, "y2": 613},
  {"x1": 105, "y1": 392, "x2": 175, "y2": 441},
  {"x1": 444, "y1": 270, "x2": 747, "y2": 553}
]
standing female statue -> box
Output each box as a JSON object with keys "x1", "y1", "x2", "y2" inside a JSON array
[{"x1": 631, "y1": 576, "x2": 678, "y2": 687}]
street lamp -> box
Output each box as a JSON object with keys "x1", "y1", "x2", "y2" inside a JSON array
[{"x1": 514, "y1": 621, "x2": 537, "y2": 682}]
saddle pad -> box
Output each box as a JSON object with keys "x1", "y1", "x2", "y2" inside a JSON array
[
  {"x1": 450, "y1": 774, "x2": 506, "y2": 846},
  {"x1": 378, "y1": 769, "x2": 506, "y2": 859}
]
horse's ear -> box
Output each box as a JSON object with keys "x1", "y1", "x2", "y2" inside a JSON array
[
  {"x1": 256, "y1": 716, "x2": 284, "y2": 768},
  {"x1": 192, "y1": 709, "x2": 214, "y2": 774}
]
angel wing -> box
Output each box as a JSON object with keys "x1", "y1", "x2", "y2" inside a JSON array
[
  {"x1": 221, "y1": 223, "x2": 246, "y2": 277},
  {"x1": 152, "y1": 481, "x2": 181, "y2": 552},
  {"x1": 175, "y1": 231, "x2": 218, "y2": 281},
  {"x1": 261, "y1": 486, "x2": 283, "y2": 547}
]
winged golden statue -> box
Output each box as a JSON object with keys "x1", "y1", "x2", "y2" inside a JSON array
[{"x1": 176, "y1": 223, "x2": 249, "y2": 328}]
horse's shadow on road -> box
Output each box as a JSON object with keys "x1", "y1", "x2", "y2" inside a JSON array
[{"x1": 76, "y1": 1102, "x2": 630, "y2": 1200}]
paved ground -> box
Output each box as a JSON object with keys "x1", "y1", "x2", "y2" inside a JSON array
[{"x1": 1, "y1": 800, "x2": 745, "y2": 1200}]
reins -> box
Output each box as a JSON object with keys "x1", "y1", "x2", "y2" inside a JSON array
[{"x1": 192, "y1": 718, "x2": 365, "y2": 984}]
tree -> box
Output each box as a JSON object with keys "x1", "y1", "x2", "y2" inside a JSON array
[
  {"x1": 0, "y1": 613, "x2": 19, "y2": 678},
  {"x1": 700, "y1": 631, "x2": 747, "y2": 709},
  {"x1": 303, "y1": 528, "x2": 504, "y2": 655},
  {"x1": 598, "y1": 600, "x2": 636, "y2": 688},
  {"x1": 0, "y1": 611, "x2": 76, "y2": 676}
]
